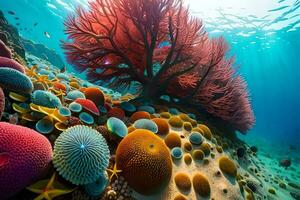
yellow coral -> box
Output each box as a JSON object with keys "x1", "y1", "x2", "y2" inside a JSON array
[
  {"x1": 192, "y1": 173, "x2": 211, "y2": 197},
  {"x1": 164, "y1": 132, "x2": 181, "y2": 149},
  {"x1": 174, "y1": 173, "x2": 191, "y2": 191},
  {"x1": 219, "y1": 156, "x2": 237, "y2": 177},
  {"x1": 168, "y1": 116, "x2": 183, "y2": 128}
]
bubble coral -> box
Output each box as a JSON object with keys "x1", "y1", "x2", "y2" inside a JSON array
[
  {"x1": 53, "y1": 125, "x2": 110, "y2": 185},
  {"x1": 198, "y1": 124, "x2": 212, "y2": 140},
  {"x1": 107, "y1": 107, "x2": 125, "y2": 120},
  {"x1": 0, "y1": 67, "x2": 33, "y2": 93},
  {"x1": 189, "y1": 132, "x2": 203, "y2": 145},
  {"x1": 0, "y1": 87, "x2": 4, "y2": 120},
  {"x1": 116, "y1": 129, "x2": 172, "y2": 195},
  {"x1": 133, "y1": 119, "x2": 158, "y2": 133},
  {"x1": 152, "y1": 118, "x2": 169, "y2": 135},
  {"x1": 107, "y1": 117, "x2": 128, "y2": 138},
  {"x1": 174, "y1": 173, "x2": 191, "y2": 191},
  {"x1": 192, "y1": 150, "x2": 205, "y2": 161},
  {"x1": 192, "y1": 173, "x2": 211, "y2": 197},
  {"x1": 31, "y1": 90, "x2": 62, "y2": 108},
  {"x1": 65, "y1": 90, "x2": 85, "y2": 101},
  {"x1": 0, "y1": 122, "x2": 52, "y2": 199},
  {"x1": 0, "y1": 56, "x2": 25, "y2": 73},
  {"x1": 75, "y1": 98, "x2": 100, "y2": 116},
  {"x1": 0, "y1": 40, "x2": 12, "y2": 58},
  {"x1": 164, "y1": 132, "x2": 182, "y2": 149},
  {"x1": 138, "y1": 105, "x2": 155, "y2": 114},
  {"x1": 168, "y1": 116, "x2": 183, "y2": 128},
  {"x1": 130, "y1": 111, "x2": 151, "y2": 122},
  {"x1": 218, "y1": 156, "x2": 237, "y2": 177},
  {"x1": 83, "y1": 87, "x2": 105, "y2": 107},
  {"x1": 200, "y1": 142, "x2": 211, "y2": 156},
  {"x1": 171, "y1": 147, "x2": 183, "y2": 160}
]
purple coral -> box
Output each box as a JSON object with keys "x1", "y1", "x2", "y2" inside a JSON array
[
  {"x1": 0, "y1": 56, "x2": 25, "y2": 73},
  {"x1": 0, "y1": 122, "x2": 53, "y2": 199}
]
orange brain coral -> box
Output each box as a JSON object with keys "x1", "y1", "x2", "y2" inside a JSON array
[
  {"x1": 116, "y1": 129, "x2": 172, "y2": 195},
  {"x1": 83, "y1": 87, "x2": 105, "y2": 106}
]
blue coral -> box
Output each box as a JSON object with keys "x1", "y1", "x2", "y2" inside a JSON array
[
  {"x1": 53, "y1": 125, "x2": 110, "y2": 185},
  {"x1": 84, "y1": 172, "x2": 109, "y2": 197},
  {"x1": 171, "y1": 147, "x2": 183, "y2": 160},
  {"x1": 138, "y1": 105, "x2": 155, "y2": 114},
  {"x1": 189, "y1": 132, "x2": 203, "y2": 145},
  {"x1": 107, "y1": 117, "x2": 128, "y2": 138},
  {"x1": 65, "y1": 90, "x2": 85, "y2": 101},
  {"x1": 0, "y1": 67, "x2": 33, "y2": 93},
  {"x1": 79, "y1": 112, "x2": 94, "y2": 124},
  {"x1": 31, "y1": 90, "x2": 62, "y2": 108},
  {"x1": 133, "y1": 119, "x2": 158, "y2": 133}
]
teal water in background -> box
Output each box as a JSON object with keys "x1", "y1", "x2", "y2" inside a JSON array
[{"x1": 1, "y1": 0, "x2": 299, "y2": 147}]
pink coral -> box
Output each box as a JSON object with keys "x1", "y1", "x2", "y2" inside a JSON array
[
  {"x1": 0, "y1": 56, "x2": 25, "y2": 73},
  {"x1": 0, "y1": 122, "x2": 52, "y2": 199}
]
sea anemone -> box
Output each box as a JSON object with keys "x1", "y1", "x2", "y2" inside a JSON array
[
  {"x1": 106, "y1": 117, "x2": 128, "y2": 138},
  {"x1": 164, "y1": 132, "x2": 182, "y2": 149},
  {"x1": 116, "y1": 129, "x2": 172, "y2": 195},
  {"x1": 75, "y1": 98, "x2": 100, "y2": 116},
  {"x1": 0, "y1": 67, "x2": 33, "y2": 93},
  {"x1": 0, "y1": 56, "x2": 25, "y2": 73},
  {"x1": 152, "y1": 118, "x2": 169, "y2": 135},
  {"x1": 53, "y1": 125, "x2": 110, "y2": 185},
  {"x1": 193, "y1": 173, "x2": 211, "y2": 197},
  {"x1": 83, "y1": 87, "x2": 105, "y2": 107},
  {"x1": 31, "y1": 90, "x2": 62, "y2": 108},
  {"x1": 133, "y1": 119, "x2": 158, "y2": 133},
  {"x1": 0, "y1": 122, "x2": 52, "y2": 199}
]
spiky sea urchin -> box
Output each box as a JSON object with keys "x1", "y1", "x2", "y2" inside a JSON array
[{"x1": 53, "y1": 125, "x2": 110, "y2": 185}]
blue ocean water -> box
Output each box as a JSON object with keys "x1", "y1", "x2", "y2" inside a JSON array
[{"x1": 1, "y1": 0, "x2": 299, "y2": 147}]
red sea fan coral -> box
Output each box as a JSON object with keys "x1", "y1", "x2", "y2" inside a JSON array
[
  {"x1": 0, "y1": 122, "x2": 52, "y2": 199},
  {"x1": 63, "y1": 0, "x2": 254, "y2": 132}
]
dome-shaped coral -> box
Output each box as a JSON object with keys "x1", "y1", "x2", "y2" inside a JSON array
[
  {"x1": 0, "y1": 56, "x2": 25, "y2": 73},
  {"x1": 218, "y1": 156, "x2": 237, "y2": 177},
  {"x1": 168, "y1": 116, "x2": 183, "y2": 128},
  {"x1": 200, "y1": 142, "x2": 211, "y2": 156},
  {"x1": 171, "y1": 147, "x2": 183, "y2": 160},
  {"x1": 152, "y1": 118, "x2": 169, "y2": 135},
  {"x1": 107, "y1": 107, "x2": 125, "y2": 119},
  {"x1": 31, "y1": 90, "x2": 62, "y2": 108},
  {"x1": 0, "y1": 122, "x2": 52, "y2": 199},
  {"x1": 164, "y1": 132, "x2": 181, "y2": 149},
  {"x1": 133, "y1": 119, "x2": 158, "y2": 133},
  {"x1": 83, "y1": 87, "x2": 105, "y2": 107},
  {"x1": 107, "y1": 117, "x2": 128, "y2": 138},
  {"x1": 65, "y1": 90, "x2": 85, "y2": 101},
  {"x1": 0, "y1": 67, "x2": 33, "y2": 93},
  {"x1": 138, "y1": 105, "x2": 155, "y2": 114},
  {"x1": 116, "y1": 129, "x2": 172, "y2": 195},
  {"x1": 75, "y1": 98, "x2": 100, "y2": 116},
  {"x1": 198, "y1": 124, "x2": 212, "y2": 140},
  {"x1": 120, "y1": 101, "x2": 136, "y2": 113},
  {"x1": 189, "y1": 132, "x2": 203, "y2": 145},
  {"x1": 130, "y1": 111, "x2": 151, "y2": 122},
  {"x1": 53, "y1": 125, "x2": 110, "y2": 185},
  {"x1": 174, "y1": 172, "x2": 191, "y2": 191},
  {"x1": 193, "y1": 173, "x2": 211, "y2": 197}
]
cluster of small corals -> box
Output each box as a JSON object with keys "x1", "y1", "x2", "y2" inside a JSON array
[{"x1": 104, "y1": 176, "x2": 133, "y2": 200}]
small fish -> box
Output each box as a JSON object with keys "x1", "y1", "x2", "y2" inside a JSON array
[
  {"x1": 8, "y1": 11, "x2": 15, "y2": 15},
  {"x1": 16, "y1": 23, "x2": 20, "y2": 26},
  {"x1": 15, "y1": 17, "x2": 19, "y2": 20},
  {"x1": 34, "y1": 22, "x2": 38, "y2": 26},
  {"x1": 44, "y1": 31, "x2": 51, "y2": 38},
  {"x1": 279, "y1": 159, "x2": 291, "y2": 168}
]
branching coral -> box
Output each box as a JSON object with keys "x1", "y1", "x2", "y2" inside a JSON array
[{"x1": 63, "y1": 0, "x2": 254, "y2": 132}]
